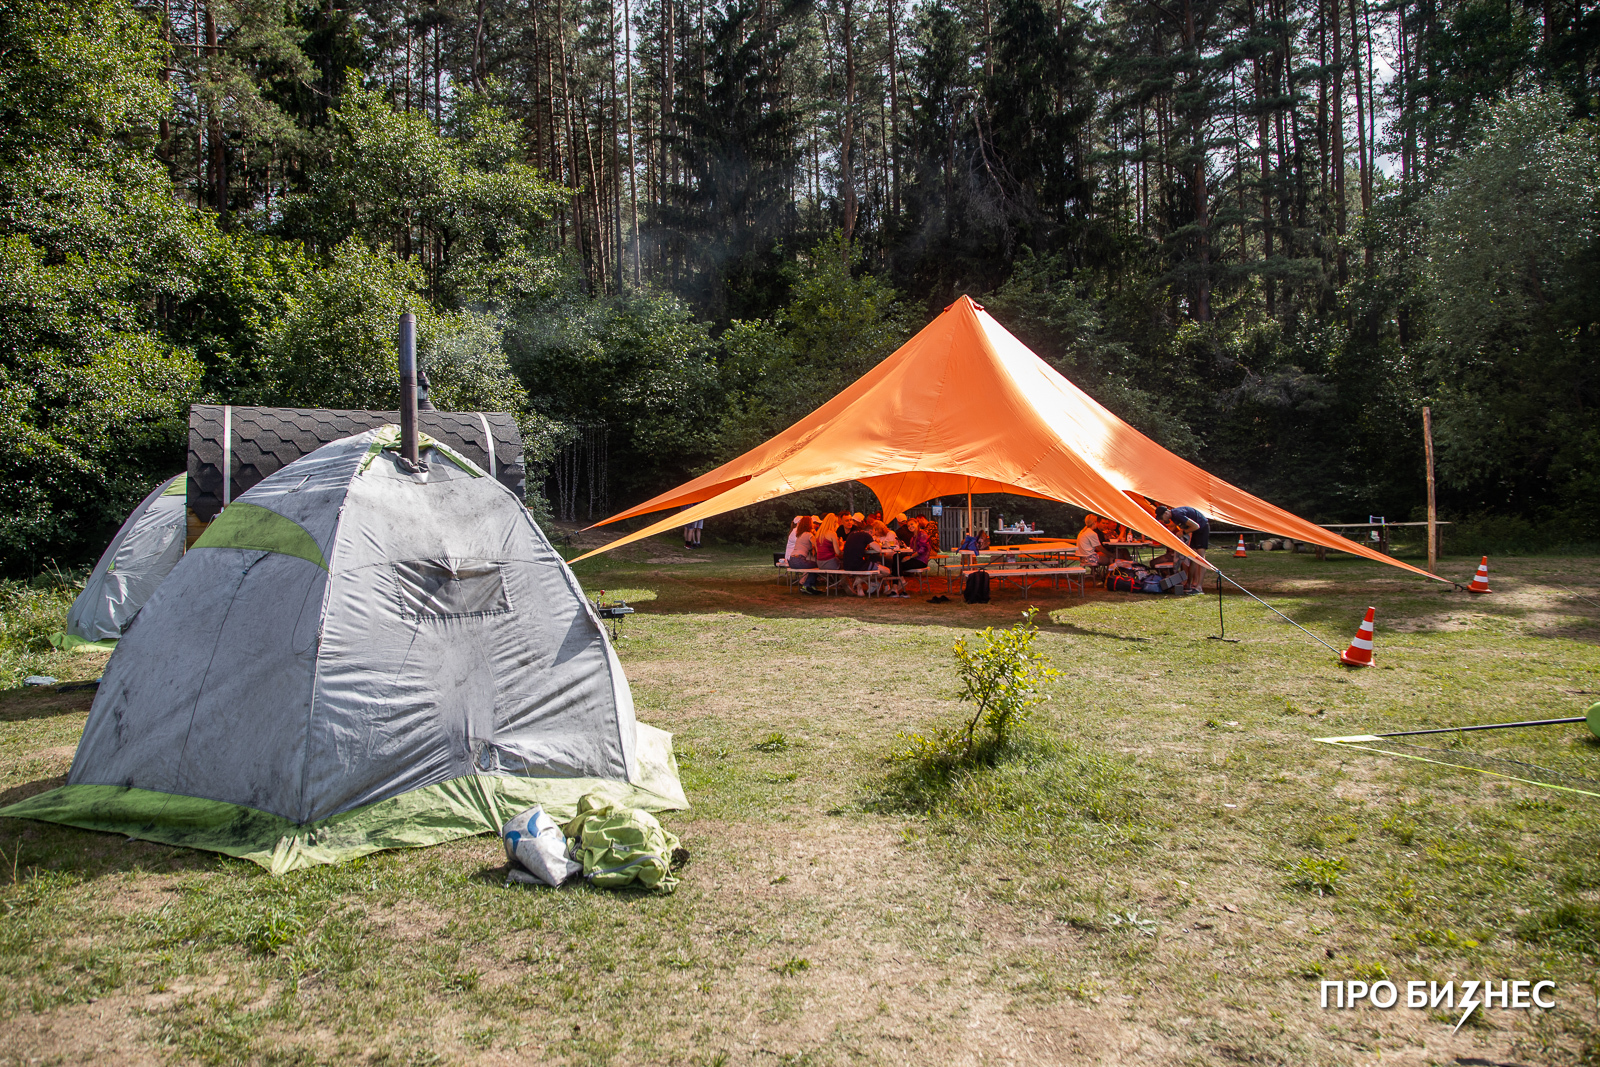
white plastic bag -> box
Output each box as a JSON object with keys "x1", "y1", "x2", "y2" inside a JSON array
[{"x1": 502, "y1": 805, "x2": 582, "y2": 887}]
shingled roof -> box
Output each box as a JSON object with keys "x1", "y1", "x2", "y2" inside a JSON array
[{"x1": 187, "y1": 405, "x2": 526, "y2": 521}]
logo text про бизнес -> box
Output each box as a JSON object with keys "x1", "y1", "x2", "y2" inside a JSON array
[{"x1": 1320, "y1": 979, "x2": 1555, "y2": 1032}]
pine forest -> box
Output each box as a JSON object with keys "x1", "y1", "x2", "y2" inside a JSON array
[{"x1": 2, "y1": 0, "x2": 1597, "y2": 570}]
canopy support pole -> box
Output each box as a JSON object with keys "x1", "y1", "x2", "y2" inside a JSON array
[
  {"x1": 967, "y1": 477, "x2": 973, "y2": 543},
  {"x1": 1212, "y1": 565, "x2": 1343, "y2": 654},
  {"x1": 1208, "y1": 569, "x2": 1239, "y2": 642},
  {"x1": 1423, "y1": 405, "x2": 1437, "y2": 573}
]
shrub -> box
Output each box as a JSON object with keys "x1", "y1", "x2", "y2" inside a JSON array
[
  {"x1": 949, "y1": 608, "x2": 1060, "y2": 759},
  {"x1": 0, "y1": 573, "x2": 79, "y2": 687}
]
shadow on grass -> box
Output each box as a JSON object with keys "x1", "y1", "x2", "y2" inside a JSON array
[
  {"x1": 571, "y1": 540, "x2": 1597, "y2": 651},
  {"x1": 472, "y1": 862, "x2": 683, "y2": 900},
  {"x1": 1, "y1": 815, "x2": 227, "y2": 882},
  {"x1": 1050, "y1": 622, "x2": 1152, "y2": 643},
  {"x1": 0, "y1": 686, "x2": 96, "y2": 723},
  {"x1": 0, "y1": 774, "x2": 68, "y2": 807}
]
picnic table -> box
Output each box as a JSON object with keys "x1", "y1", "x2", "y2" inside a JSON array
[
  {"x1": 992, "y1": 524, "x2": 1044, "y2": 544},
  {"x1": 932, "y1": 548, "x2": 1087, "y2": 597},
  {"x1": 1208, "y1": 521, "x2": 1451, "y2": 559},
  {"x1": 984, "y1": 566, "x2": 1088, "y2": 597},
  {"x1": 1315, "y1": 520, "x2": 1450, "y2": 558},
  {"x1": 1106, "y1": 539, "x2": 1161, "y2": 563}
]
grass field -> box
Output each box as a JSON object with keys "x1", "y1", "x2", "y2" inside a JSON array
[{"x1": 2, "y1": 536, "x2": 1599, "y2": 1066}]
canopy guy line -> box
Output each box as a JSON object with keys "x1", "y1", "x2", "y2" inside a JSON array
[
  {"x1": 1209, "y1": 565, "x2": 1343, "y2": 655},
  {"x1": 1316, "y1": 736, "x2": 1600, "y2": 801}
]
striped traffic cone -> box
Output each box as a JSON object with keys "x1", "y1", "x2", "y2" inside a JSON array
[
  {"x1": 1339, "y1": 607, "x2": 1376, "y2": 667},
  {"x1": 1234, "y1": 534, "x2": 1247, "y2": 558},
  {"x1": 1467, "y1": 556, "x2": 1491, "y2": 594}
]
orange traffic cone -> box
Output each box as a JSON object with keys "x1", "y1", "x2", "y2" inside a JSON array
[
  {"x1": 1467, "y1": 556, "x2": 1491, "y2": 594},
  {"x1": 1339, "y1": 607, "x2": 1376, "y2": 667},
  {"x1": 1234, "y1": 534, "x2": 1247, "y2": 558}
]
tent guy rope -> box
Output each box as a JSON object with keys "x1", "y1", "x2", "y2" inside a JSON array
[
  {"x1": 1209, "y1": 565, "x2": 1344, "y2": 655},
  {"x1": 1315, "y1": 735, "x2": 1600, "y2": 801}
]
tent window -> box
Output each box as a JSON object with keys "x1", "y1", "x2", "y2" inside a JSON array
[{"x1": 394, "y1": 560, "x2": 511, "y2": 619}]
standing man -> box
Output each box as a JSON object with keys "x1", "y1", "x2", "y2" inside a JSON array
[{"x1": 1157, "y1": 506, "x2": 1210, "y2": 594}]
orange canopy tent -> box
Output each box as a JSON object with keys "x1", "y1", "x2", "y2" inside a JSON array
[{"x1": 575, "y1": 296, "x2": 1441, "y2": 582}]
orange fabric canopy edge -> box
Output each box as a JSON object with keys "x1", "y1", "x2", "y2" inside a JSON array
[{"x1": 574, "y1": 296, "x2": 1443, "y2": 582}]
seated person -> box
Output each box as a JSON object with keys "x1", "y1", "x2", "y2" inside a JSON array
[
  {"x1": 868, "y1": 520, "x2": 909, "y2": 597},
  {"x1": 784, "y1": 516, "x2": 803, "y2": 561},
  {"x1": 1077, "y1": 514, "x2": 1111, "y2": 567},
  {"x1": 1098, "y1": 516, "x2": 1131, "y2": 559},
  {"x1": 900, "y1": 519, "x2": 933, "y2": 578},
  {"x1": 816, "y1": 514, "x2": 842, "y2": 570},
  {"x1": 788, "y1": 516, "x2": 820, "y2": 593},
  {"x1": 840, "y1": 521, "x2": 878, "y2": 596}
]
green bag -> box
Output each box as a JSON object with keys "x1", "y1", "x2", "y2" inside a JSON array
[{"x1": 563, "y1": 792, "x2": 682, "y2": 893}]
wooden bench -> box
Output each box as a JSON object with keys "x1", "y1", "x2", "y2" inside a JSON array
[
  {"x1": 781, "y1": 566, "x2": 889, "y2": 596},
  {"x1": 983, "y1": 567, "x2": 1088, "y2": 598}
]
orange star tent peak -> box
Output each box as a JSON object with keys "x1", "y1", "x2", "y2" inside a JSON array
[{"x1": 575, "y1": 295, "x2": 1442, "y2": 582}]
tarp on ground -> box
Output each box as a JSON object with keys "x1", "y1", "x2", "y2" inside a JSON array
[
  {"x1": 576, "y1": 296, "x2": 1441, "y2": 581},
  {"x1": 0, "y1": 724, "x2": 685, "y2": 875}
]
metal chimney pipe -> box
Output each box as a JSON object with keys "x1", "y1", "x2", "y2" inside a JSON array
[{"x1": 398, "y1": 312, "x2": 419, "y2": 464}]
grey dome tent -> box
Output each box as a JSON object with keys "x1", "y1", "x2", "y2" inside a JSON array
[
  {"x1": 4, "y1": 426, "x2": 685, "y2": 873},
  {"x1": 56, "y1": 474, "x2": 188, "y2": 649}
]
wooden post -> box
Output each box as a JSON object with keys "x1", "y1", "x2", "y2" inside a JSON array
[{"x1": 1423, "y1": 405, "x2": 1437, "y2": 573}]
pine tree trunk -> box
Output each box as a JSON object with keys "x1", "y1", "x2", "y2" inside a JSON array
[
  {"x1": 1360, "y1": 0, "x2": 1376, "y2": 271},
  {"x1": 205, "y1": 0, "x2": 225, "y2": 220},
  {"x1": 1184, "y1": 0, "x2": 1209, "y2": 322},
  {"x1": 1349, "y1": 0, "x2": 1368, "y2": 272},
  {"x1": 1253, "y1": 0, "x2": 1273, "y2": 317},
  {"x1": 887, "y1": 0, "x2": 900, "y2": 221},
  {"x1": 624, "y1": 0, "x2": 641, "y2": 285},
  {"x1": 159, "y1": 0, "x2": 171, "y2": 158},
  {"x1": 610, "y1": 0, "x2": 624, "y2": 292},
  {"x1": 841, "y1": 0, "x2": 858, "y2": 255},
  {"x1": 555, "y1": 0, "x2": 589, "y2": 292},
  {"x1": 1332, "y1": 0, "x2": 1346, "y2": 286}
]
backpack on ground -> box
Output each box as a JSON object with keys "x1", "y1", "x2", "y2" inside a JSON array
[
  {"x1": 563, "y1": 793, "x2": 682, "y2": 893},
  {"x1": 963, "y1": 569, "x2": 991, "y2": 603},
  {"x1": 1105, "y1": 570, "x2": 1138, "y2": 593}
]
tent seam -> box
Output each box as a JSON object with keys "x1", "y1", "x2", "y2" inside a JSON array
[{"x1": 295, "y1": 441, "x2": 362, "y2": 825}]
